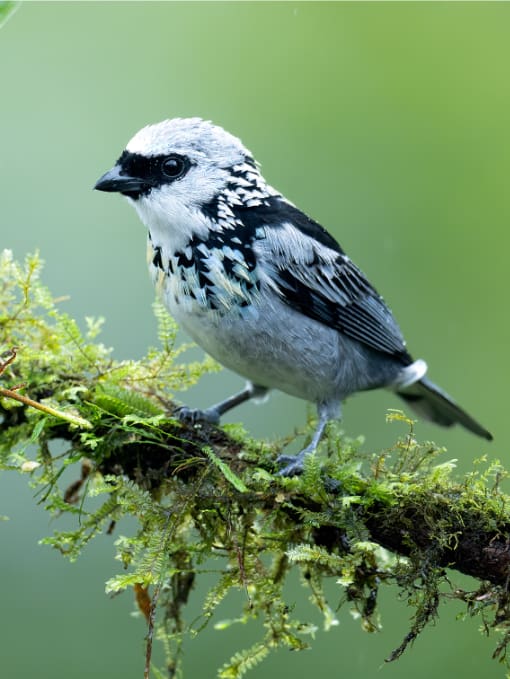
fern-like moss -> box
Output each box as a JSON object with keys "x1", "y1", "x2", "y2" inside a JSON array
[{"x1": 1, "y1": 250, "x2": 509, "y2": 678}]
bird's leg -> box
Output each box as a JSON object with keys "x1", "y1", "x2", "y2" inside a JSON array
[
  {"x1": 277, "y1": 401, "x2": 337, "y2": 477},
  {"x1": 176, "y1": 382, "x2": 268, "y2": 425}
]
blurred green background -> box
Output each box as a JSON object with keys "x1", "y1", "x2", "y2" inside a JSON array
[{"x1": 1, "y1": 2, "x2": 509, "y2": 677}]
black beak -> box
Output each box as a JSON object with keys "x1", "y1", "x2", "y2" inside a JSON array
[{"x1": 94, "y1": 165, "x2": 149, "y2": 194}]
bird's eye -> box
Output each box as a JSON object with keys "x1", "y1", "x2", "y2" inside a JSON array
[{"x1": 161, "y1": 154, "x2": 188, "y2": 179}]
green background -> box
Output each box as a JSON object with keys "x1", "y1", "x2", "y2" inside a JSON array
[{"x1": 1, "y1": 2, "x2": 509, "y2": 677}]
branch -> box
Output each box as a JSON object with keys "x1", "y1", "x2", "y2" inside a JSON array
[
  {"x1": 95, "y1": 417, "x2": 510, "y2": 667},
  {"x1": 94, "y1": 418, "x2": 510, "y2": 587},
  {"x1": 1, "y1": 250, "x2": 508, "y2": 677}
]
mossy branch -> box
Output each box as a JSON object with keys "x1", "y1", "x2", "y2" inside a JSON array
[{"x1": 1, "y1": 250, "x2": 508, "y2": 678}]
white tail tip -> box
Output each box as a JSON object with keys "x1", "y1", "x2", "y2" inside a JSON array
[{"x1": 395, "y1": 358, "x2": 428, "y2": 389}]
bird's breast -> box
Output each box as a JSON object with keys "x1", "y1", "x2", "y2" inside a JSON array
[
  {"x1": 147, "y1": 231, "x2": 261, "y2": 315},
  {"x1": 148, "y1": 242, "x2": 355, "y2": 400},
  {"x1": 146, "y1": 237, "x2": 402, "y2": 403}
]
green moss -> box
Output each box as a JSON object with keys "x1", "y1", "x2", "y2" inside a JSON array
[{"x1": 1, "y1": 250, "x2": 509, "y2": 677}]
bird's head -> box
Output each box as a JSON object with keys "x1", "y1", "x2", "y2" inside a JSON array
[{"x1": 94, "y1": 118, "x2": 269, "y2": 243}]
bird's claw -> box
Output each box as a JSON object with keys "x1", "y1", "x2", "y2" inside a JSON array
[
  {"x1": 176, "y1": 406, "x2": 221, "y2": 426},
  {"x1": 276, "y1": 450, "x2": 310, "y2": 477}
]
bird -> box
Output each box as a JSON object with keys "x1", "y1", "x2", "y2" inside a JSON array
[{"x1": 94, "y1": 117, "x2": 492, "y2": 475}]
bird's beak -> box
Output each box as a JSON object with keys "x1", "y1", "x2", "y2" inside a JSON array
[{"x1": 94, "y1": 165, "x2": 148, "y2": 194}]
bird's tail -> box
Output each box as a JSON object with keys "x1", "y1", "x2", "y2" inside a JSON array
[{"x1": 396, "y1": 374, "x2": 492, "y2": 441}]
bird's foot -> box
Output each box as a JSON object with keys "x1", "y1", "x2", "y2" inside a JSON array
[
  {"x1": 277, "y1": 402, "x2": 334, "y2": 476},
  {"x1": 176, "y1": 406, "x2": 221, "y2": 426},
  {"x1": 276, "y1": 446, "x2": 314, "y2": 477}
]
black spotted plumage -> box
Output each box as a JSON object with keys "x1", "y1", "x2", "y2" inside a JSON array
[
  {"x1": 152, "y1": 245, "x2": 163, "y2": 271},
  {"x1": 172, "y1": 225, "x2": 261, "y2": 311},
  {"x1": 201, "y1": 196, "x2": 223, "y2": 222},
  {"x1": 232, "y1": 195, "x2": 343, "y2": 254}
]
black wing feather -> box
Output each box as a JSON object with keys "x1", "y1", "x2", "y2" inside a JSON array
[
  {"x1": 234, "y1": 197, "x2": 410, "y2": 361},
  {"x1": 277, "y1": 261, "x2": 408, "y2": 358}
]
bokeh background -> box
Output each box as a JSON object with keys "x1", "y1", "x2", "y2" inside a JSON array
[{"x1": 1, "y1": 2, "x2": 509, "y2": 678}]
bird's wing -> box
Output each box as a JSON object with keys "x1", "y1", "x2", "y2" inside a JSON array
[{"x1": 244, "y1": 199, "x2": 408, "y2": 359}]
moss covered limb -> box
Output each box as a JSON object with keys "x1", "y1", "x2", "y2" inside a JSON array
[
  {"x1": 2, "y1": 251, "x2": 509, "y2": 677},
  {"x1": 364, "y1": 493, "x2": 510, "y2": 586},
  {"x1": 92, "y1": 417, "x2": 510, "y2": 587}
]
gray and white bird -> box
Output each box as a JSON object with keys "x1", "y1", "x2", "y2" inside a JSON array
[{"x1": 95, "y1": 117, "x2": 492, "y2": 475}]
